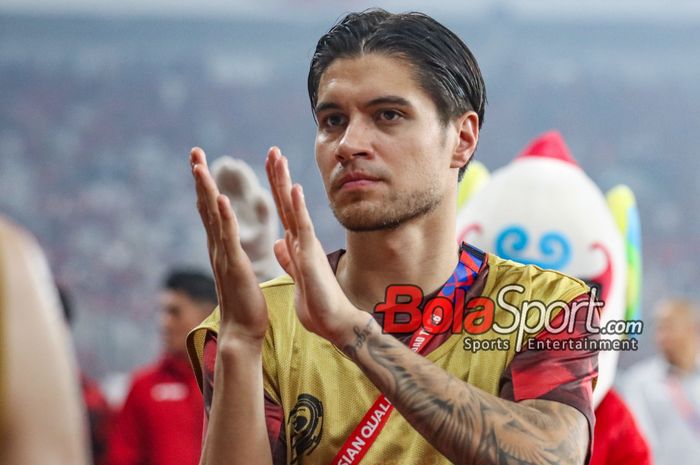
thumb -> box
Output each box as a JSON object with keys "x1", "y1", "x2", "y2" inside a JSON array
[{"x1": 273, "y1": 239, "x2": 297, "y2": 281}]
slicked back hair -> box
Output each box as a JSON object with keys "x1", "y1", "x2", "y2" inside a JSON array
[{"x1": 308, "y1": 8, "x2": 487, "y2": 181}]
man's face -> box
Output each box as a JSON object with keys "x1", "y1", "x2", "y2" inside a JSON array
[
  {"x1": 159, "y1": 289, "x2": 210, "y2": 356},
  {"x1": 655, "y1": 303, "x2": 699, "y2": 367},
  {"x1": 314, "y1": 54, "x2": 461, "y2": 231}
]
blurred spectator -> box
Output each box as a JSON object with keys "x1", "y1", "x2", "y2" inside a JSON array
[
  {"x1": 108, "y1": 269, "x2": 217, "y2": 465},
  {"x1": 621, "y1": 298, "x2": 700, "y2": 465},
  {"x1": 59, "y1": 285, "x2": 113, "y2": 465},
  {"x1": 0, "y1": 215, "x2": 90, "y2": 465}
]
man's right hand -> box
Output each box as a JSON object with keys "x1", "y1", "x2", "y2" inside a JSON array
[{"x1": 191, "y1": 147, "x2": 269, "y2": 347}]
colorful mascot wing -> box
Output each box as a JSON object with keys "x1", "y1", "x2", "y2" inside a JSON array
[
  {"x1": 211, "y1": 156, "x2": 282, "y2": 282},
  {"x1": 606, "y1": 185, "x2": 643, "y2": 326},
  {"x1": 457, "y1": 160, "x2": 490, "y2": 211}
]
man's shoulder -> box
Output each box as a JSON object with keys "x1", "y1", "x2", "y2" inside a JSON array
[
  {"x1": 189, "y1": 274, "x2": 296, "y2": 340},
  {"x1": 128, "y1": 363, "x2": 162, "y2": 386},
  {"x1": 117, "y1": 363, "x2": 162, "y2": 406},
  {"x1": 259, "y1": 275, "x2": 304, "y2": 334},
  {"x1": 260, "y1": 274, "x2": 296, "y2": 303},
  {"x1": 485, "y1": 252, "x2": 589, "y2": 301},
  {"x1": 260, "y1": 274, "x2": 295, "y2": 289}
]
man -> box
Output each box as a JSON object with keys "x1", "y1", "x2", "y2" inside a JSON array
[
  {"x1": 621, "y1": 298, "x2": 700, "y2": 465},
  {"x1": 0, "y1": 216, "x2": 90, "y2": 465},
  {"x1": 187, "y1": 9, "x2": 598, "y2": 465},
  {"x1": 109, "y1": 269, "x2": 217, "y2": 465}
]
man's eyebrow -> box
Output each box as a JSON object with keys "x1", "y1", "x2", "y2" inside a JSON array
[
  {"x1": 314, "y1": 102, "x2": 341, "y2": 114},
  {"x1": 366, "y1": 96, "x2": 413, "y2": 108},
  {"x1": 314, "y1": 96, "x2": 413, "y2": 114}
]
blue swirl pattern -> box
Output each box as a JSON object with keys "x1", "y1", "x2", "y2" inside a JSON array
[{"x1": 495, "y1": 225, "x2": 571, "y2": 270}]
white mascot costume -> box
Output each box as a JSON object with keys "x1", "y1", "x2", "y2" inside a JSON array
[
  {"x1": 212, "y1": 155, "x2": 282, "y2": 282},
  {"x1": 456, "y1": 131, "x2": 649, "y2": 464}
]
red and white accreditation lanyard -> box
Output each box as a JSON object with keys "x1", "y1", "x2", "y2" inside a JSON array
[{"x1": 331, "y1": 245, "x2": 484, "y2": 465}]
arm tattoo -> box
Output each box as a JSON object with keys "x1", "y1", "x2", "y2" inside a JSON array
[
  {"x1": 341, "y1": 318, "x2": 375, "y2": 360},
  {"x1": 343, "y1": 327, "x2": 589, "y2": 465}
]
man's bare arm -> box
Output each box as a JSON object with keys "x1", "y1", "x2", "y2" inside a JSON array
[
  {"x1": 190, "y1": 148, "x2": 272, "y2": 465},
  {"x1": 0, "y1": 217, "x2": 90, "y2": 465},
  {"x1": 342, "y1": 317, "x2": 589, "y2": 465},
  {"x1": 200, "y1": 338, "x2": 270, "y2": 465}
]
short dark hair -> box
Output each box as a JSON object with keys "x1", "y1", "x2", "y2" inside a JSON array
[
  {"x1": 57, "y1": 284, "x2": 74, "y2": 325},
  {"x1": 307, "y1": 8, "x2": 487, "y2": 181},
  {"x1": 164, "y1": 269, "x2": 217, "y2": 305}
]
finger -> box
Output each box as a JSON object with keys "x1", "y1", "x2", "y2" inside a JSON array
[
  {"x1": 215, "y1": 194, "x2": 265, "y2": 323},
  {"x1": 190, "y1": 146, "x2": 206, "y2": 167},
  {"x1": 265, "y1": 147, "x2": 288, "y2": 230},
  {"x1": 274, "y1": 155, "x2": 298, "y2": 237},
  {"x1": 268, "y1": 150, "x2": 296, "y2": 234},
  {"x1": 291, "y1": 184, "x2": 317, "y2": 250},
  {"x1": 192, "y1": 147, "x2": 213, "y2": 214},
  {"x1": 194, "y1": 166, "x2": 221, "y2": 252},
  {"x1": 273, "y1": 238, "x2": 296, "y2": 281},
  {"x1": 193, "y1": 156, "x2": 224, "y2": 244},
  {"x1": 284, "y1": 229, "x2": 315, "y2": 322},
  {"x1": 217, "y1": 194, "x2": 241, "y2": 261},
  {"x1": 191, "y1": 148, "x2": 217, "y2": 261}
]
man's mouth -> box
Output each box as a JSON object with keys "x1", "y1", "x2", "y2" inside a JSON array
[{"x1": 333, "y1": 172, "x2": 381, "y2": 192}]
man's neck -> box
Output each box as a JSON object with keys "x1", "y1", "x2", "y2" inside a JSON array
[{"x1": 336, "y1": 208, "x2": 459, "y2": 312}]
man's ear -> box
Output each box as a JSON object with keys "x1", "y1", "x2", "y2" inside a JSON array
[{"x1": 450, "y1": 111, "x2": 479, "y2": 170}]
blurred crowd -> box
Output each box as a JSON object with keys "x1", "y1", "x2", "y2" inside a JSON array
[{"x1": 2, "y1": 11, "x2": 700, "y2": 465}]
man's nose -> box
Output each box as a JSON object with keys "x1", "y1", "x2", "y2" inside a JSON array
[
  {"x1": 335, "y1": 117, "x2": 373, "y2": 163},
  {"x1": 160, "y1": 311, "x2": 174, "y2": 329}
]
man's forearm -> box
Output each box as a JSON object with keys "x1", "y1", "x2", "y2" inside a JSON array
[
  {"x1": 201, "y1": 336, "x2": 272, "y2": 465},
  {"x1": 341, "y1": 317, "x2": 588, "y2": 465}
]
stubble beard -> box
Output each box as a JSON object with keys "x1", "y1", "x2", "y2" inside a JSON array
[{"x1": 330, "y1": 182, "x2": 443, "y2": 232}]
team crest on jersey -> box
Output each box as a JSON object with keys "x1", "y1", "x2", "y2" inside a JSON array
[{"x1": 288, "y1": 393, "x2": 324, "y2": 464}]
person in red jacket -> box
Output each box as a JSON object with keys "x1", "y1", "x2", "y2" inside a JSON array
[{"x1": 108, "y1": 269, "x2": 217, "y2": 465}]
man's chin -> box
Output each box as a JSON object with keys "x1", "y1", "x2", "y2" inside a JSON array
[
  {"x1": 162, "y1": 338, "x2": 184, "y2": 356},
  {"x1": 331, "y1": 197, "x2": 438, "y2": 232},
  {"x1": 331, "y1": 202, "x2": 391, "y2": 232},
  {"x1": 338, "y1": 216, "x2": 403, "y2": 232}
]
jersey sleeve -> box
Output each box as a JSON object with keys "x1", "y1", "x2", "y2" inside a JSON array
[{"x1": 499, "y1": 293, "x2": 599, "y2": 462}]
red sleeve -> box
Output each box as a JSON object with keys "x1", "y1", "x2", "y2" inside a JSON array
[
  {"x1": 107, "y1": 378, "x2": 147, "y2": 465},
  {"x1": 81, "y1": 375, "x2": 113, "y2": 465},
  {"x1": 203, "y1": 333, "x2": 287, "y2": 464},
  {"x1": 499, "y1": 293, "x2": 599, "y2": 462}
]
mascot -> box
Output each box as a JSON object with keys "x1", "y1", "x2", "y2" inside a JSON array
[
  {"x1": 211, "y1": 155, "x2": 282, "y2": 282},
  {"x1": 456, "y1": 131, "x2": 649, "y2": 464}
]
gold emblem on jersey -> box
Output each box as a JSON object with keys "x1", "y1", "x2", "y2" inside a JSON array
[{"x1": 288, "y1": 393, "x2": 324, "y2": 464}]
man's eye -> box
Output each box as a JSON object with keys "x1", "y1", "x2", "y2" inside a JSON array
[
  {"x1": 378, "y1": 110, "x2": 402, "y2": 121},
  {"x1": 323, "y1": 114, "x2": 346, "y2": 127}
]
